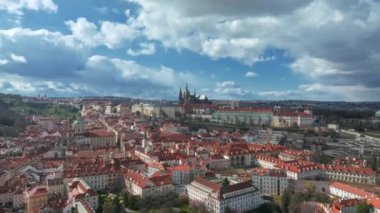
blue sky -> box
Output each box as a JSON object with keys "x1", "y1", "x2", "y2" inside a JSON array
[{"x1": 0, "y1": 0, "x2": 380, "y2": 101}]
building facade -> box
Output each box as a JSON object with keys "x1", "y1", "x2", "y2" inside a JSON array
[
  {"x1": 67, "y1": 178, "x2": 99, "y2": 210},
  {"x1": 25, "y1": 186, "x2": 48, "y2": 213},
  {"x1": 330, "y1": 182, "x2": 380, "y2": 213},
  {"x1": 212, "y1": 108, "x2": 273, "y2": 125},
  {"x1": 131, "y1": 103, "x2": 183, "y2": 119},
  {"x1": 187, "y1": 177, "x2": 263, "y2": 213},
  {"x1": 251, "y1": 168, "x2": 288, "y2": 196},
  {"x1": 124, "y1": 170, "x2": 173, "y2": 198}
]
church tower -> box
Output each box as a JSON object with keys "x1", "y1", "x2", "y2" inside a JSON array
[{"x1": 178, "y1": 88, "x2": 183, "y2": 104}]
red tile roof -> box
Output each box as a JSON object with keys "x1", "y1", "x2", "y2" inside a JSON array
[
  {"x1": 330, "y1": 182, "x2": 380, "y2": 209},
  {"x1": 27, "y1": 186, "x2": 48, "y2": 197}
]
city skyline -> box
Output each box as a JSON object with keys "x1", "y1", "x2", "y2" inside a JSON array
[{"x1": 1, "y1": 0, "x2": 380, "y2": 101}]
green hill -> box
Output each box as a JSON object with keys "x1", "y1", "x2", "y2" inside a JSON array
[{"x1": 0, "y1": 93, "x2": 79, "y2": 136}]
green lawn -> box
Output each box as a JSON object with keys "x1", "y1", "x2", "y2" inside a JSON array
[
  {"x1": 148, "y1": 208, "x2": 176, "y2": 213},
  {"x1": 146, "y1": 205, "x2": 193, "y2": 213},
  {"x1": 179, "y1": 204, "x2": 194, "y2": 213}
]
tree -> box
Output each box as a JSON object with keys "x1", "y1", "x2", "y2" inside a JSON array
[
  {"x1": 71, "y1": 207, "x2": 79, "y2": 213},
  {"x1": 370, "y1": 156, "x2": 378, "y2": 171},
  {"x1": 128, "y1": 195, "x2": 139, "y2": 210},
  {"x1": 102, "y1": 200, "x2": 116, "y2": 213},
  {"x1": 356, "y1": 202, "x2": 374, "y2": 213},
  {"x1": 222, "y1": 178, "x2": 230, "y2": 187},
  {"x1": 288, "y1": 192, "x2": 304, "y2": 213},
  {"x1": 224, "y1": 206, "x2": 233, "y2": 213},
  {"x1": 176, "y1": 194, "x2": 189, "y2": 207},
  {"x1": 190, "y1": 202, "x2": 209, "y2": 213},
  {"x1": 121, "y1": 193, "x2": 129, "y2": 207},
  {"x1": 281, "y1": 190, "x2": 291, "y2": 213},
  {"x1": 112, "y1": 196, "x2": 121, "y2": 213},
  {"x1": 279, "y1": 136, "x2": 287, "y2": 145},
  {"x1": 304, "y1": 181, "x2": 316, "y2": 194}
]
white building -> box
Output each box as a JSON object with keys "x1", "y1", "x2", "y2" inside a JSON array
[
  {"x1": 272, "y1": 111, "x2": 314, "y2": 128},
  {"x1": 321, "y1": 165, "x2": 376, "y2": 185},
  {"x1": 330, "y1": 182, "x2": 380, "y2": 213},
  {"x1": 67, "y1": 178, "x2": 99, "y2": 210},
  {"x1": 375, "y1": 111, "x2": 380, "y2": 118},
  {"x1": 131, "y1": 103, "x2": 183, "y2": 119},
  {"x1": 124, "y1": 170, "x2": 173, "y2": 198},
  {"x1": 105, "y1": 104, "x2": 113, "y2": 115},
  {"x1": 187, "y1": 177, "x2": 264, "y2": 213},
  {"x1": 255, "y1": 154, "x2": 284, "y2": 169},
  {"x1": 212, "y1": 108, "x2": 273, "y2": 125},
  {"x1": 251, "y1": 168, "x2": 288, "y2": 196},
  {"x1": 255, "y1": 154, "x2": 376, "y2": 184},
  {"x1": 205, "y1": 155, "x2": 231, "y2": 170},
  {"x1": 285, "y1": 164, "x2": 320, "y2": 180},
  {"x1": 328, "y1": 124, "x2": 339, "y2": 131}
]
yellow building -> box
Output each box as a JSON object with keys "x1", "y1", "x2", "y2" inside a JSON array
[{"x1": 25, "y1": 186, "x2": 48, "y2": 213}]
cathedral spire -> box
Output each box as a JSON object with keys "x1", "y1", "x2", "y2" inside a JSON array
[{"x1": 178, "y1": 87, "x2": 183, "y2": 102}]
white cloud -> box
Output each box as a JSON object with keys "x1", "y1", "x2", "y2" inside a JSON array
[
  {"x1": 258, "y1": 90, "x2": 303, "y2": 100},
  {"x1": 299, "y1": 83, "x2": 380, "y2": 101},
  {"x1": 245, "y1": 71, "x2": 257, "y2": 78},
  {"x1": 64, "y1": 18, "x2": 100, "y2": 48},
  {"x1": 128, "y1": 0, "x2": 380, "y2": 100},
  {"x1": 0, "y1": 59, "x2": 9, "y2": 65},
  {"x1": 201, "y1": 38, "x2": 267, "y2": 65},
  {"x1": 10, "y1": 53, "x2": 27, "y2": 63},
  {"x1": 290, "y1": 55, "x2": 349, "y2": 78},
  {"x1": 0, "y1": 73, "x2": 89, "y2": 95},
  {"x1": 85, "y1": 55, "x2": 198, "y2": 89},
  {"x1": 65, "y1": 17, "x2": 139, "y2": 49},
  {"x1": 0, "y1": 0, "x2": 57, "y2": 15},
  {"x1": 214, "y1": 81, "x2": 251, "y2": 98},
  {"x1": 96, "y1": 7, "x2": 109, "y2": 14},
  {"x1": 0, "y1": 26, "x2": 209, "y2": 98},
  {"x1": 0, "y1": 27, "x2": 86, "y2": 79},
  {"x1": 127, "y1": 42, "x2": 156, "y2": 56}
]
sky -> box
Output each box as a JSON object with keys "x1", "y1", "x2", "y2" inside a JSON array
[{"x1": 0, "y1": 0, "x2": 380, "y2": 101}]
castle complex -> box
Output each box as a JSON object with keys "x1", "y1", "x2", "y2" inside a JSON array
[{"x1": 178, "y1": 84, "x2": 212, "y2": 106}]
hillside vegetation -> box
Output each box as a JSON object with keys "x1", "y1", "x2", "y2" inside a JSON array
[{"x1": 0, "y1": 93, "x2": 79, "y2": 136}]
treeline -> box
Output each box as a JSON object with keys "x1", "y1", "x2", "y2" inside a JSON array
[
  {"x1": 0, "y1": 99, "x2": 21, "y2": 127},
  {"x1": 313, "y1": 108, "x2": 375, "y2": 120},
  {"x1": 313, "y1": 108, "x2": 380, "y2": 131},
  {"x1": 12, "y1": 102, "x2": 79, "y2": 119}
]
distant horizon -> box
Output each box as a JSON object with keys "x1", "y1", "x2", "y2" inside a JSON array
[
  {"x1": 4, "y1": 92, "x2": 380, "y2": 104},
  {"x1": 0, "y1": 1, "x2": 379, "y2": 101}
]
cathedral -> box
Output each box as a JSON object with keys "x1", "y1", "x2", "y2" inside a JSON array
[{"x1": 178, "y1": 84, "x2": 212, "y2": 105}]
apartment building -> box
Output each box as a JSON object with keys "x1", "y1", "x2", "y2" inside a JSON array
[
  {"x1": 330, "y1": 182, "x2": 380, "y2": 213},
  {"x1": 25, "y1": 186, "x2": 48, "y2": 213},
  {"x1": 187, "y1": 177, "x2": 263, "y2": 213},
  {"x1": 124, "y1": 170, "x2": 173, "y2": 198},
  {"x1": 67, "y1": 178, "x2": 99, "y2": 210},
  {"x1": 251, "y1": 168, "x2": 288, "y2": 196}
]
